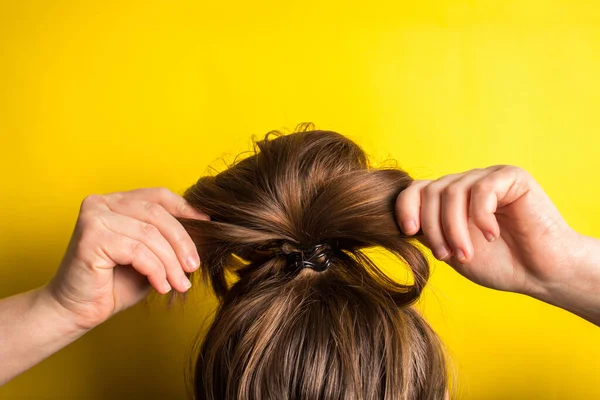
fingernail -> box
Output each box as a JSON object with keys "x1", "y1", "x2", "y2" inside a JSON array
[
  {"x1": 484, "y1": 231, "x2": 496, "y2": 242},
  {"x1": 162, "y1": 280, "x2": 172, "y2": 293},
  {"x1": 186, "y1": 256, "x2": 199, "y2": 271},
  {"x1": 436, "y1": 245, "x2": 451, "y2": 260},
  {"x1": 455, "y1": 248, "x2": 466, "y2": 261},
  {"x1": 181, "y1": 276, "x2": 192, "y2": 290},
  {"x1": 403, "y1": 220, "x2": 417, "y2": 234}
]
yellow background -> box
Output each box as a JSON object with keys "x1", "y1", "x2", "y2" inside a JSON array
[{"x1": 1, "y1": 0, "x2": 600, "y2": 398}]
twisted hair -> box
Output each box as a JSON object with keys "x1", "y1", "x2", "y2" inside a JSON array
[{"x1": 175, "y1": 123, "x2": 453, "y2": 399}]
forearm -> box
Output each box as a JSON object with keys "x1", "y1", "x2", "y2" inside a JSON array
[
  {"x1": 530, "y1": 233, "x2": 600, "y2": 327},
  {"x1": 0, "y1": 285, "x2": 90, "y2": 385}
]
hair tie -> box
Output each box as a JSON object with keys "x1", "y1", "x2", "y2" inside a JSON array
[
  {"x1": 284, "y1": 243, "x2": 333, "y2": 272},
  {"x1": 253, "y1": 240, "x2": 336, "y2": 273}
]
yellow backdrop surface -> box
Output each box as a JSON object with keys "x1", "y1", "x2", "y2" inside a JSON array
[{"x1": 1, "y1": 1, "x2": 600, "y2": 399}]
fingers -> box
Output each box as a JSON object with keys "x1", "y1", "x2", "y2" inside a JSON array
[
  {"x1": 439, "y1": 168, "x2": 491, "y2": 261},
  {"x1": 108, "y1": 187, "x2": 211, "y2": 221},
  {"x1": 93, "y1": 187, "x2": 210, "y2": 294},
  {"x1": 396, "y1": 165, "x2": 515, "y2": 263},
  {"x1": 98, "y1": 230, "x2": 173, "y2": 294},
  {"x1": 420, "y1": 173, "x2": 464, "y2": 261},
  {"x1": 98, "y1": 211, "x2": 194, "y2": 293},
  {"x1": 469, "y1": 165, "x2": 533, "y2": 236},
  {"x1": 395, "y1": 180, "x2": 431, "y2": 235},
  {"x1": 105, "y1": 196, "x2": 201, "y2": 273}
]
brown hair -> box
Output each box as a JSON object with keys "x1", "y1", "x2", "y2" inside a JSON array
[{"x1": 174, "y1": 123, "x2": 454, "y2": 399}]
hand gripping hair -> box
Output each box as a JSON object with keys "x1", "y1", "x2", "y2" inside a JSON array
[{"x1": 174, "y1": 124, "x2": 454, "y2": 400}]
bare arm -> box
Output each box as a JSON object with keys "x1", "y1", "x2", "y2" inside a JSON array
[
  {"x1": 0, "y1": 188, "x2": 208, "y2": 385},
  {"x1": 0, "y1": 286, "x2": 88, "y2": 385},
  {"x1": 527, "y1": 233, "x2": 600, "y2": 327}
]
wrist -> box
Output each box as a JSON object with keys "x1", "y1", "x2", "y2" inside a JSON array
[
  {"x1": 525, "y1": 232, "x2": 600, "y2": 326},
  {"x1": 34, "y1": 285, "x2": 94, "y2": 335}
]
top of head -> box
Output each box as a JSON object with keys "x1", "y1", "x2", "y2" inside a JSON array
[{"x1": 174, "y1": 125, "x2": 449, "y2": 400}]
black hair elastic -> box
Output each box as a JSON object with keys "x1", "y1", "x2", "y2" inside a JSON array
[{"x1": 284, "y1": 243, "x2": 333, "y2": 272}]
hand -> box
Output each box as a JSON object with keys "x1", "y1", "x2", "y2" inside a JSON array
[
  {"x1": 395, "y1": 165, "x2": 581, "y2": 296},
  {"x1": 44, "y1": 188, "x2": 210, "y2": 330}
]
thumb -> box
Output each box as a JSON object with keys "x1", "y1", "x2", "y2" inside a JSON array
[{"x1": 113, "y1": 265, "x2": 153, "y2": 314}]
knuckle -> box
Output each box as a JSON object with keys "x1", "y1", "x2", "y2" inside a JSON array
[
  {"x1": 134, "y1": 249, "x2": 150, "y2": 269},
  {"x1": 508, "y1": 164, "x2": 531, "y2": 179},
  {"x1": 81, "y1": 194, "x2": 104, "y2": 210},
  {"x1": 488, "y1": 164, "x2": 509, "y2": 171},
  {"x1": 501, "y1": 164, "x2": 534, "y2": 193},
  {"x1": 131, "y1": 241, "x2": 145, "y2": 261},
  {"x1": 501, "y1": 164, "x2": 519, "y2": 173},
  {"x1": 422, "y1": 182, "x2": 440, "y2": 197},
  {"x1": 416, "y1": 179, "x2": 434, "y2": 186},
  {"x1": 155, "y1": 186, "x2": 174, "y2": 200},
  {"x1": 441, "y1": 184, "x2": 462, "y2": 198},
  {"x1": 78, "y1": 211, "x2": 104, "y2": 233},
  {"x1": 174, "y1": 231, "x2": 191, "y2": 246},
  {"x1": 143, "y1": 201, "x2": 164, "y2": 219},
  {"x1": 176, "y1": 201, "x2": 193, "y2": 217},
  {"x1": 131, "y1": 242, "x2": 161, "y2": 275},
  {"x1": 140, "y1": 221, "x2": 160, "y2": 240},
  {"x1": 472, "y1": 179, "x2": 495, "y2": 194},
  {"x1": 399, "y1": 179, "x2": 428, "y2": 200},
  {"x1": 108, "y1": 191, "x2": 126, "y2": 201},
  {"x1": 406, "y1": 179, "x2": 424, "y2": 190}
]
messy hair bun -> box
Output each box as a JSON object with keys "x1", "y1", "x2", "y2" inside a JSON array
[{"x1": 176, "y1": 124, "x2": 451, "y2": 400}]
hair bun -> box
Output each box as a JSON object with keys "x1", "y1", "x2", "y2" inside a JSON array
[{"x1": 175, "y1": 127, "x2": 450, "y2": 400}]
